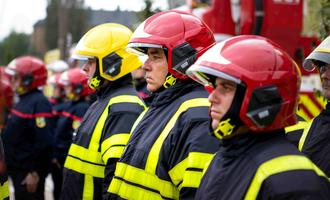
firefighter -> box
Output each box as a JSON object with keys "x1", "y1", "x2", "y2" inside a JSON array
[
  {"x1": 51, "y1": 68, "x2": 93, "y2": 200},
  {"x1": 299, "y1": 35, "x2": 330, "y2": 177},
  {"x1": 108, "y1": 10, "x2": 220, "y2": 199},
  {"x1": 2, "y1": 56, "x2": 55, "y2": 200},
  {"x1": 187, "y1": 35, "x2": 330, "y2": 199},
  {"x1": 61, "y1": 23, "x2": 146, "y2": 200},
  {"x1": 48, "y1": 73, "x2": 66, "y2": 105},
  {"x1": 0, "y1": 69, "x2": 12, "y2": 200}
]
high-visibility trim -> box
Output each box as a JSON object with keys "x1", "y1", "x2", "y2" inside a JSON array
[
  {"x1": 64, "y1": 144, "x2": 105, "y2": 178},
  {"x1": 285, "y1": 121, "x2": 308, "y2": 134},
  {"x1": 11, "y1": 109, "x2": 53, "y2": 118},
  {"x1": 169, "y1": 152, "x2": 214, "y2": 190},
  {"x1": 68, "y1": 143, "x2": 103, "y2": 164},
  {"x1": 89, "y1": 95, "x2": 146, "y2": 151},
  {"x1": 64, "y1": 156, "x2": 105, "y2": 178},
  {"x1": 101, "y1": 133, "x2": 130, "y2": 162},
  {"x1": 298, "y1": 119, "x2": 314, "y2": 151},
  {"x1": 244, "y1": 155, "x2": 327, "y2": 200},
  {"x1": 102, "y1": 146, "x2": 125, "y2": 161},
  {"x1": 109, "y1": 178, "x2": 165, "y2": 200},
  {"x1": 0, "y1": 181, "x2": 9, "y2": 200},
  {"x1": 299, "y1": 95, "x2": 321, "y2": 118},
  {"x1": 83, "y1": 175, "x2": 94, "y2": 200},
  {"x1": 131, "y1": 108, "x2": 149, "y2": 133},
  {"x1": 145, "y1": 98, "x2": 210, "y2": 174},
  {"x1": 109, "y1": 162, "x2": 179, "y2": 200}
]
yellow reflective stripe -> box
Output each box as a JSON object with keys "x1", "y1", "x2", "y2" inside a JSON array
[
  {"x1": 298, "y1": 119, "x2": 314, "y2": 151},
  {"x1": 178, "y1": 171, "x2": 203, "y2": 191},
  {"x1": 101, "y1": 133, "x2": 130, "y2": 162},
  {"x1": 109, "y1": 162, "x2": 179, "y2": 199},
  {"x1": 131, "y1": 108, "x2": 149, "y2": 133},
  {"x1": 244, "y1": 155, "x2": 327, "y2": 200},
  {"x1": 299, "y1": 95, "x2": 321, "y2": 117},
  {"x1": 146, "y1": 98, "x2": 210, "y2": 174},
  {"x1": 103, "y1": 146, "x2": 125, "y2": 161},
  {"x1": 109, "y1": 178, "x2": 163, "y2": 200},
  {"x1": 316, "y1": 48, "x2": 330, "y2": 53},
  {"x1": 0, "y1": 181, "x2": 9, "y2": 200},
  {"x1": 169, "y1": 152, "x2": 214, "y2": 188},
  {"x1": 89, "y1": 95, "x2": 146, "y2": 151},
  {"x1": 108, "y1": 95, "x2": 146, "y2": 109},
  {"x1": 285, "y1": 121, "x2": 308, "y2": 134},
  {"x1": 82, "y1": 175, "x2": 94, "y2": 200},
  {"x1": 64, "y1": 155, "x2": 105, "y2": 178},
  {"x1": 68, "y1": 144, "x2": 103, "y2": 164}
]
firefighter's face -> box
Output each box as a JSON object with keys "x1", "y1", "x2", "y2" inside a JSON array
[
  {"x1": 10, "y1": 74, "x2": 24, "y2": 94},
  {"x1": 142, "y1": 48, "x2": 168, "y2": 92},
  {"x1": 320, "y1": 64, "x2": 330, "y2": 99},
  {"x1": 208, "y1": 77, "x2": 237, "y2": 130},
  {"x1": 82, "y1": 58, "x2": 96, "y2": 81}
]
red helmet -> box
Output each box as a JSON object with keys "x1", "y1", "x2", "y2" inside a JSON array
[
  {"x1": 0, "y1": 67, "x2": 13, "y2": 108},
  {"x1": 127, "y1": 10, "x2": 216, "y2": 79},
  {"x1": 6, "y1": 56, "x2": 47, "y2": 91},
  {"x1": 60, "y1": 68, "x2": 94, "y2": 98},
  {"x1": 187, "y1": 35, "x2": 301, "y2": 133}
]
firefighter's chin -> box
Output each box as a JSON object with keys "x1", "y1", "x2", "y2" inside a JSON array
[{"x1": 211, "y1": 119, "x2": 220, "y2": 130}]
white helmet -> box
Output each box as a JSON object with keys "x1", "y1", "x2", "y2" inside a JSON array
[{"x1": 47, "y1": 60, "x2": 69, "y2": 73}]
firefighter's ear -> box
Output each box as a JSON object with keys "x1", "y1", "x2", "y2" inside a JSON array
[{"x1": 22, "y1": 74, "x2": 34, "y2": 86}]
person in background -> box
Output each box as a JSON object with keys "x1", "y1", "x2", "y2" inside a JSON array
[
  {"x1": 51, "y1": 68, "x2": 93, "y2": 200},
  {"x1": 48, "y1": 73, "x2": 66, "y2": 106},
  {"x1": 298, "y1": 35, "x2": 330, "y2": 177},
  {"x1": 108, "y1": 10, "x2": 220, "y2": 199},
  {"x1": 61, "y1": 23, "x2": 146, "y2": 200},
  {"x1": 2, "y1": 56, "x2": 54, "y2": 200},
  {"x1": 187, "y1": 35, "x2": 330, "y2": 199},
  {"x1": 0, "y1": 67, "x2": 13, "y2": 200}
]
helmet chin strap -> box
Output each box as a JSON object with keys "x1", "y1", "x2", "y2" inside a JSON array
[
  {"x1": 16, "y1": 86, "x2": 27, "y2": 95},
  {"x1": 163, "y1": 74, "x2": 177, "y2": 88},
  {"x1": 212, "y1": 84, "x2": 246, "y2": 140},
  {"x1": 88, "y1": 61, "x2": 104, "y2": 90}
]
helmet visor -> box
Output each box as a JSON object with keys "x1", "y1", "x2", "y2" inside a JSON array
[
  {"x1": 187, "y1": 64, "x2": 241, "y2": 87},
  {"x1": 126, "y1": 43, "x2": 163, "y2": 63}
]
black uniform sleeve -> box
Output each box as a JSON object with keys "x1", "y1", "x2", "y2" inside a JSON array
[
  {"x1": 101, "y1": 104, "x2": 144, "y2": 198},
  {"x1": 167, "y1": 108, "x2": 220, "y2": 200},
  {"x1": 28, "y1": 100, "x2": 55, "y2": 174}
]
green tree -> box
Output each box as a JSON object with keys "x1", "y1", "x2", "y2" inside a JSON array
[
  {"x1": 0, "y1": 32, "x2": 31, "y2": 65},
  {"x1": 136, "y1": 0, "x2": 162, "y2": 28},
  {"x1": 304, "y1": 0, "x2": 330, "y2": 39}
]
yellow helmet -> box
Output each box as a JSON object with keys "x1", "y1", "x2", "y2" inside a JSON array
[{"x1": 73, "y1": 23, "x2": 141, "y2": 89}]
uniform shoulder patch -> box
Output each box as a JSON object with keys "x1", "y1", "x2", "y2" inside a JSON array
[
  {"x1": 72, "y1": 120, "x2": 81, "y2": 130},
  {"x1": 36, "y1": 117, "x2": 46, "y2": 128}
]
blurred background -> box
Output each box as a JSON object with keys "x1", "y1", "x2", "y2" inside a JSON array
[
  {"x1": 0, "y1": 0, "x2": 329, "y2": 66},
  {"x1": 0, "y1": 0, "x2": 330, "y2": 199}
]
